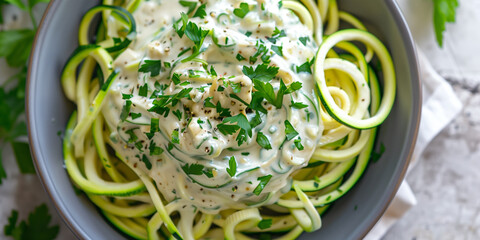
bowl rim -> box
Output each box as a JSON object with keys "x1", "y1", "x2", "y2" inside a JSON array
[{"x1": 26, "y1": 0, "x2": 421, "y2": 239}]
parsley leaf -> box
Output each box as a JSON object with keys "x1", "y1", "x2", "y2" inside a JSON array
[
  {"x1": 193, "y1": 3, "x2": 207, "y2": 18},
  {"x1": 120, "y1": 100, "x2": 132, "y2": 121},
  {"x1": 141, "y1": 155, "x2": 152, "y2": 170},
  {"x1": 138, "y1": 84, "x2": 148, "y2": 97},
  {"x1": 257, "y1": 219, "x2": 273, "y2": 230},
  {"x1": 294, "y1": 138, "x2": 304, "y2": 150},
  {"x1": 4, "y1": 204, "x2": 59, "y2": 240},
  {"x1": 291, "y1": 100, "x2": 308, "y2": 109},
  {"x1": 299, "y1": 36, "x2": 310, "y2": 46},
  {"x1": 173, "y1": 13, "x2": 189, "y2": 37},
  {"x1": 296, "y1": 60, "x2": 313, "y2": 74},
  {"x1": 267, "y1": 27, "x2": 286, "y2": 43},
  {"x1": 139, "y1": 60, "x2": 162, "y2": 77},
  {"x1": 253, "y1": 175, "x2": 272, "y2": 196},
  {"x1": 149, "y1": 140, "x2": 164, "y2": 156},
  {"x1": 233, "y1": 2, "x2": 250, "y2": 18},
  {"x1": 184, "y1": 21, "x2": 210, "y2": 52},
  {"x1": 433, "y1": 0, "x2": 458, "y2": 47},
  {"x1": 215, "y1": 101, "x2": 232, "y2": 117},
  {"x1": 182, "y1": 163, "x2": 204, "y2": 175},
  {"x1": 172, "y1": 73, "x2": 181, "y2": 85},
  {"x1": 0, "y1": 29, "x2": 35, "y2": 67},
  {"x1": 173, "y1": 109, "x2": 182, "y2": 121},
  {"x1": 271, "y1": 45, "x2": 283, "y2": 57},
  {"x1": 242, "y1": 64, "x2": 279, "y2": 82},
  {"x1": 226, "y1": 156, "x2": 237, "y2": 177},
  {"x1": 223, "y1": 114, "x2": 252, "y2": 137},
  {"x1": 203, "y1": 168, "x2": 214, "y2": 178},
  {"x1": 179, "y1": 0, "x2": 197, "y2": 14},
  {"x1": 171, "y1": 129, "x2": 180, "y2": 144},
  {"x1": 149, "y1": 118, "x2": 159, "y2": 134},
  {"x1": 204, "y1": 97, "x2": 216, "y2": 108},
  {"x1": 253, "y1": 79, "x2": 287, "y2": 109},
  {"x1": 284, "y1": 120, "x2": 299, "y2": 141},
  {"x1": 236, "y1": 53, "x2": 246, "y2": 61},
  {"x1": 256, "y1": 132, "x2": 272, "y2": 150},
  {"x1": 250, "y1": 111, "x2": 262, "y2": 128},
  {"x1": 217, "y1": 123, "x2": 240, "y2": 135}
]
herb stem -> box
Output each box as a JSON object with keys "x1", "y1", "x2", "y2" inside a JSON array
[{"x1": 28, "y1": 8, "x2": 37, "y2": 31}]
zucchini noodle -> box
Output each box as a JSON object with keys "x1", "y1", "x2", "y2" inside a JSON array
[{"x1": 61, "y1": 0, "x2": 395, "y2": 239}]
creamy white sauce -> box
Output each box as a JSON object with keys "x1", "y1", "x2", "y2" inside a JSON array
[{"x1": 104, "y1": 0, "x2": 323, "y2": 213}]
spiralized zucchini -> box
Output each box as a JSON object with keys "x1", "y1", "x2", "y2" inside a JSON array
[{"x1": 61, "y1": 0, "x2": 395, "y2": 239}]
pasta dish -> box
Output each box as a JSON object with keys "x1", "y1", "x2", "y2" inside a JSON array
[{"x1": 61, "y1": 0, "x2": 395, "y2": 239}]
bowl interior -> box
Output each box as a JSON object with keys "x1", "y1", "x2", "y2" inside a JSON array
[{"x1": 27, "y1": 0, "x2": 420, "y2": 239}]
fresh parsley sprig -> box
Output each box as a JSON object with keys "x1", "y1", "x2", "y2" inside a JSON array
[
  {"x1": 0, "y1": 0, "x2": 51, "y2": 184},
  {"x1": 4, "y1": 204, "x2": 59, "y2": 240},
  {"x1": 433, "y1": 0, "x2": 458, "y2": 47}
]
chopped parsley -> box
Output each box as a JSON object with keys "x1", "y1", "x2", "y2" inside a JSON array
[
  {"x1": 179, "y1": 0, "x2": 198, "y2": 14},
  {"x1": 120, "y1": 100, "x2": 132, "y2": 122},
  {"x1": 296, "y1": 59, "x2": 314, "y2": 74},
  {"x1": 150, "y1": 118, "x2": 160, "y2": 133},
  {"x1": 217, "y1": 123, "x2": 240, "y2": 135},
  {"x1": 171, "y1": 129, "x2": 180, "y2": 144},
  {"x1": 182, "y1": 163, "x2": 204, "y2": 175},
  {"x1": 131, "y1": 112, "x2": 142, "y2": 120},
  {"x1": 253, "y1": 175, "x2": 272, "y2": 196},
  {"x1": 233, "y1": 2, "x2": 250, "y2": 18},
  {"x1": 217, "y1": 114, "x2": 252, "y2": 146},
  {"x1": 290, "y1": 100, "x2": 308, "y2": 109},
  {"x1": 257, "y1": 219, "x2": 273, "y2": 230},
  {"x1": 284, "y1": 120, "x2": 299, "y2": 141},
  {"x1": 267, "y1": 27, "x2": 286, "y2": 43},
  {"x1": 173, "y1": 109, "x2": 182, "y2": 121},
  {"x1": 139, "y1": 60, "x2": 162, "y2": 77},
  {"x1": 271, "y1": 45, "x2": 283, "y2": 56},
  {"x1": 294, "y1": 138, "x2": 304, "y2": 150},
  {"x1": 139, "y1": 84, "x2": 148, "y2": 97},
  {"x1": 149, "y1": 140, "x2": 164, "y2": 156},
  {"x1": 236, "y1": 53, "x2": 246, "y2": 61},
  {"x1": 122, "y1": 93, "x2": 133, "y2": 99},
  {"x1": 242, "y1": 63, "x2": 279, "y2": 82},
  {"x1": 249, "y1": 111, "x2": 262, "y2": 128},
  {"x1": 253, "y1": 79, "x2": 301, "y2": 109},
  {"x1": 141, "y1": 154, "x2": 152, "y2": 170},
  {"x1": 226, "y1": 156, "x2": 237, "y2": 177},
  {"x1": 172, "y1": 73, "x2": 181, "y2": 85},
  {"x1": 256, "y1": 132, "x2": 272, "y2": 150},
  {"x1": 299, "y1": 36, "x2": 310, "y2": 46},
  {"x1": 192, "y1": 3, "x2": 207, "y2": 18}
]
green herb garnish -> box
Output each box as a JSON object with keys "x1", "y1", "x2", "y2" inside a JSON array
[
  {"x1": 4, "y1": 204, "x2": 59, "y2": 240},
  {"x1": 139, "y1": 60, "x2": 162, "y2": 77},
  {"x1": 257, "y1": 219, "x2": 273, "y2": 230},
  {"x1": 253, "y1": 175, "x2": 272, "y2": 195},
  {"x1": 284, "y1": 120, "x2": 298, "y2": 141},
  {"x1": 182, "y1": 163, "x2": 204, "y2": 175},
  {"x1": 226, "y1": 156, "x2": 237, "y2": 177},
  {"x1": 256, "y1": 132, "x2": 272, "y2": 150},
  {"x1": 233, "y1": 2, "x2": 250, "y2": 18}
]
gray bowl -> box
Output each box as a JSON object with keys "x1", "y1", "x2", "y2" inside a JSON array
[{"x1": 27, "y1": 0, "x2": 420, "y2": 239}]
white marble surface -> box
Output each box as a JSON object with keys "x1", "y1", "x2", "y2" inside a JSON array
[{"x1": 0, "y1": 0, "x2": 479, "y2": 239}]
